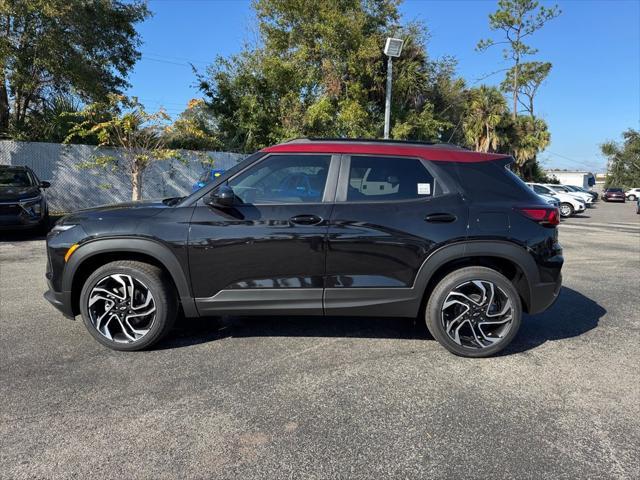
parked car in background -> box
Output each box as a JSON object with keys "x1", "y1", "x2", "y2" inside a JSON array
[
  {"x1": 526, "y1": 183, "x2": 586, "y2": 217},
  {"x1": 544, "y1": 184, "x2": 593, "y2": 205},
  {"x1": 45, "y1": 138, "x2": 563, "y2": 358},
  {"x1": 565, "y1": 185, "x2": 598, "y2": 201},
  {"x1": 192, "y1": 169, "x2": 226, "y2": 192},
  {"x1": 625, "y1": 188, "x2": 640, "y2": 201},
  {"x1": 0, "y1": 165, "x2": 50, "y2": 234},
  {"x1": 602, "y1": 188, "x2": 626, "y2": 202}
]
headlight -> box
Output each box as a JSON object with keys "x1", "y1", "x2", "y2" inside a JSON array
[
  {"x1": 50, "y1": 224, "x2": 76, "y2": 234},
  {"x1": 19, "y1": 196, "x2": 42, "y2": 216}
]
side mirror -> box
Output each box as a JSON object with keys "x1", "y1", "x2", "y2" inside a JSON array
[
  {"x1": 207, "y1": 185, "x2": 235, "y2": 207},
  {"x1": 40, "y1": 181, "x2": 51, "y2": 189}
]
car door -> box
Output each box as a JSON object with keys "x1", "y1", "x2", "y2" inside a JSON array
[
  {"x1": 189, "y1": 153, "x2": 339, "y2": 316},
  {"x1": 324, "y1": 154, "x2": 468, "y2": 316}
]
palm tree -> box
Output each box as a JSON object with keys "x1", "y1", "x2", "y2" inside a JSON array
[
  {"x1": 463, "y1": 85, "x2": 508, "y2": 152},
  {"x1": 510, "y1": 116, "x2": 550, "y2": 177}
]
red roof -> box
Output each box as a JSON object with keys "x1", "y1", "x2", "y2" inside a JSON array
[{"x1": 262, "y1": 141, "x2": 510, "y2": 163}]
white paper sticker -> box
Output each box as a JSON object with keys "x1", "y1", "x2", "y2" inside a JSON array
[{"x1": 417, "y1": 183, "x2": 431, "y2": 195}]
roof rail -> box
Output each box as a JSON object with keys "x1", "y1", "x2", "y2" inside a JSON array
[{"x1": 282, "y1": 137, "x2": 466, "y2": 150}]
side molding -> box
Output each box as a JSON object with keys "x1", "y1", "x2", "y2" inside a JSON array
[{"x1": 324, "y1": 240, "x2": 537, "y2": 317}]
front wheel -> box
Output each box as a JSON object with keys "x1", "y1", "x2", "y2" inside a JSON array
[
  {"x1": 559, "y1": 203, "x2": 574, "y2": 217},
  {"x1": 425, "y1": 267, "x2": 522, "y2": 357},
  {"x1": 79, "y1": 260, "x2": 178, "y2": 351},
  {"x1": 628, "y1": 194, "x2": 636, "y2": 201}
]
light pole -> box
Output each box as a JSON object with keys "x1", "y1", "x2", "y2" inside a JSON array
[{"x1": 383, "y1": 37, "x2": 404, "y2": 139}]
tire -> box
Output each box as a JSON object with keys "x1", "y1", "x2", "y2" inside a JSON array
[
  {"x1": 559, "y1": 202, "x2": 574, "y2": 217},
  {"x1": 79, "y1": 260, "x2": 178, "y2": 351},
  {"x1": 37, "y1": 213, "x2": 50, "y2": 236},
  {"x1": 628, "y1": 195, "x2": 636, "y2": 201},
  {"x1": 425, "y1": 266, "x2": 522, "y2": 358}
]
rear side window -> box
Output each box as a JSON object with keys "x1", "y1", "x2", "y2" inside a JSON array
[
  {"x1": 346, "y1": 156, "x2": 436, "y2": 202},
  {"x1": 452, "y1": 161, "x2": 539, "y2": 201}
]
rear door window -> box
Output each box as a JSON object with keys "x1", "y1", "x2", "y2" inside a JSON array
[{"x1": 345, "y1": 156, "x2": 436, "y2": 202}]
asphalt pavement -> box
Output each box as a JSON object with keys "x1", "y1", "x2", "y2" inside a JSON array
[{"x1": 1, "y1": 200, "x2": 639, "y2": 479}]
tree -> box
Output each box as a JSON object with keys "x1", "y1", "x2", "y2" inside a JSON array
[
  {"x1": 477, "y1": 0, "x2": 560, "y2": 119},
  {"x1": 0, "y1": 0, "x2": 149, "y2": 139},
  {"x1": 508, "y1": 115, "x2": 550, "y2": 177},
  {"x1": 602, "y1": 129, "x2": 640, "y2": 189},
  {"x1": 462, "y1": 85, "x2": 508, "y2": 152},
  {"x1": 500, "y1": 61, "x2": 551, "y2": 117},
  {"x1": 165, "y1": 99, "x2": 221, "y2": 151},
  {"x1": 66, "y1": 95, "x2": 180, "y2": 201},
  {"x1": 196, "y1": 0, "x2": 460, "y2": 152}
]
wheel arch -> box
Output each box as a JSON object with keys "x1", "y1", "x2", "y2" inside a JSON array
[
  {"x1": 63, "y1": 238, "x2": 196, "y2": 317},
  {"x1": 415, "y1": 241, "x2": 539, "y2": 314}
]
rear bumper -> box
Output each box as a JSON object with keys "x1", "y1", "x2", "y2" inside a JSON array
[
  {"x1": 527, "y1": 272, "x2": 562, "y2": 315},
  {"x1": 44, "y1": 287, "x2": 75, "y2": 319}
]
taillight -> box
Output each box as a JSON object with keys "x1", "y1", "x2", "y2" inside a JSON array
[{"x1": 517, "y1": 207, "x2": 560, "y2": 227}]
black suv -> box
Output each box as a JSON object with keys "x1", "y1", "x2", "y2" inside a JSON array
[
  {"x1": 0, "y1": 165, "x2": 50, "y2": 233},
  {"x1": 45, "y1": 139, "x2": 563, "y2": 357}
]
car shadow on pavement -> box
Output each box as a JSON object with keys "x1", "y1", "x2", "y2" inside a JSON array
[
  {"x1": 502, "y1": 286, "x2": 605, "y2": 355},
  {"x1": 158, "y1": 286, "x2": 604, "y2": 355}
]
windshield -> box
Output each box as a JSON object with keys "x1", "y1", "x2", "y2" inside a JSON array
[
  {"x1": 0, "y1": 168, "x2": 34, "y2": 187},
  {"x1": 607, "y1": 188, "x2": 623, "y2": 192}
]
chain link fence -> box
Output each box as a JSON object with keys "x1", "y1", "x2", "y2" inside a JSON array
[{"x1": 0, "y1": 140, "x2": 246, "y2": 212}]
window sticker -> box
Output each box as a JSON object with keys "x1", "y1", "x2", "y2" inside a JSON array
[{"x1": 417, "y1": 183, "x2": 431, "y2": 195}]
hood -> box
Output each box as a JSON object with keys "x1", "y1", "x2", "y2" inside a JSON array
[
  {"x1": 58, "y1": 199, "x2": 169, "y2": 226},
  {"x1": 0, "y1": 185, "x2": 40, "y2": 202}
]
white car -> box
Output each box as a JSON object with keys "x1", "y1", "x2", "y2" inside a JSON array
[
  {"x1": 527, "y1": 183, "x2": 586, "y2": 217},
  {"x1": 625, "y1": 188, "x2": 640, "y2": 201},
  {"x1": 544, "y1": 184, "x2": 593, "y2": 205}
]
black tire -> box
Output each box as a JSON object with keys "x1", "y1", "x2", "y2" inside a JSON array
[
  {"x1": 79, "y1": 260, "x2": 177, "y2": 351},
  {"x1": 425, "y1": 266, "x2": 522, "y2": 358},
  {"x1": 36, "y1": 213, "x2": 50, "y2": 236},
  {"x1": 559, "y1": 202, "x2": 574, "y2": 217},
  {"x1": 628, "y1": 194, "x2": 636, "y2": 201}
]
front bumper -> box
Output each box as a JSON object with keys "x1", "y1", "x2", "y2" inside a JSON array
[
  {"x1": 44, "y1": 287, "x2": 75, "y2": 319},
  {"x1": 0, "y1": 203, "x2": 45, "y2": 229}
]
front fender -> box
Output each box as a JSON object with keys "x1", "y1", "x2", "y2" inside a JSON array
[{"x1": 63, "y1": 237, "x2": 197, "y2": 317}]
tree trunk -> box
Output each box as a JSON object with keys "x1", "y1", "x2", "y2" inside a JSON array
[
  {"x1": 131, "y1": 162, "x2": 143, "y2": 201},
  {"x1": 512, "y1": 63, "x2": 518, "y2": 120},
  {"x1": 0, "y1": 72, "x2": 9, "y2": 132}
]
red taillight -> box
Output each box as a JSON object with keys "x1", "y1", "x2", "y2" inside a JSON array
[{"x1": 518, "y1": 207, "x2": 559, "y2": 227}]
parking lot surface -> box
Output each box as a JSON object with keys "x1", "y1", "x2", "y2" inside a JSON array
[{"x1": 1, "y1": 201, "x2": 639, "y2": 479}]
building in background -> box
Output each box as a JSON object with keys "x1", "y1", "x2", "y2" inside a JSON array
[{"x1": 545, "y1": 170, "x2": 595, "y2": 189}]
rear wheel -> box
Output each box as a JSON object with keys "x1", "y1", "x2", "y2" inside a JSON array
[
  {"x1": 79, "y1": 260, "x2": 177, "y2": 351},
  {"x1": 425, "y1": 267, "x2": 522, "y2": 358},
  {"x1": 628, "y1": 194, "x2": 636, "y2": 201},
  {"x1": 559, "y1": 202, "x2": 574, "y2": 217}
]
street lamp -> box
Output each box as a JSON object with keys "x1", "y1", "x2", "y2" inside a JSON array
[{"x1": 383, "y1": 37, "x2": 404, "y2": 139}]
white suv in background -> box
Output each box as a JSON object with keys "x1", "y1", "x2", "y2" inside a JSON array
[
  {"x1": 527, "y1": 183, "x2": 586, "y2": 217},
  {"x1": 544, "y1": 184, "x2": 593, "y2": 205},
  {"x1": 625, "y1": 188, "x2": 640, "y2": 201}
]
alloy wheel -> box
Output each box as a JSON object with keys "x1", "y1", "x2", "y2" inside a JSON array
[
  {"x1": 87, "y1": 274, "x2": 156, "y2": 344},
  {"x1": 441, "y1": 280, "x2": 513, "y2": 350},
  {"x1": 559, "y1": 204, "x2": 571, "y2": 217}
]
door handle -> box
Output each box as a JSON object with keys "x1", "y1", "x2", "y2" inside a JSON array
[
  {"x1": 425, "y1": 213, "x2": 457, "y2": 223},
  {"x1": 290, "y1": 214, "x2": 323, "y2": 225}
]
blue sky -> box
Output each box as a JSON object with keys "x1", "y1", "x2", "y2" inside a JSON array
[{"x1": 129, "y1": 0, "x2": 640, "y2": 172}]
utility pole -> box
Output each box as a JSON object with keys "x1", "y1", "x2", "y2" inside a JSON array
[{"x1": 383, "y1": 38, "x2": 404, "y2": 140}]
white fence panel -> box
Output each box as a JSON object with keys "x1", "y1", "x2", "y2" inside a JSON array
[{"x1": 0, "y1": 140, "x2": 246, "y2": 212}]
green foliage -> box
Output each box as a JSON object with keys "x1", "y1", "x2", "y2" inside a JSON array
[
  {"x1": 462, "y1": 85, "x2": 508, "y2": 152},
  {"x1": 0, "y1": 0, "x2": 150, "y2": 140},
  {"x1": 508, "y1": 115, "x2": 550, "y2": 175},
  {"x1": 500, "y1": 61, "x2": 551, "y2": 117},
  {"x1": 602, "y1": 129, "x2": 640, "y2": 189},
  {"x1": 66, "y1": 95, "x2": 181, "y2": 201},
  {"x1": 195, "y1": 0, "x2": 460, "y2": 152},
  {"x1": 164, "y1": 99, "x2": 221, "y2": 151}
]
